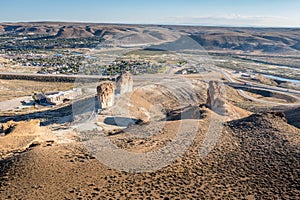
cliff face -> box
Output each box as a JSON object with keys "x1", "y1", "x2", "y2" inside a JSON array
[
  {"x1": 115, "y1": 71, "x2": 133, "y2": 95},
  {"x1": 206, "y1": 81, "x2": 228, "y2": 116},
  {"x1": 97, "y1": 82, "x2": 115, "y2": 109}
]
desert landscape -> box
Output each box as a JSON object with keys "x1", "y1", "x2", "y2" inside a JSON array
[{"x1": 0, "y1": 22, "x2": 299, "y2": 199}]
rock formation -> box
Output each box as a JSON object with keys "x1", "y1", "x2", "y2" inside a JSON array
[
  {"x1": 206, "y1": 81, "x2": 228, "y2": 115},
  {"x1": 115, "y1": 71, "x2": 133, "y2": 95},
  {"x1": 1, "y1": 121, "x2": 17, "y2": 135},
  {"x1": 97, "y1": 82, "x2": 115, "y2": 109},
  {"x1": 1, "y1": 119, "x2": 41, "y2": 135},
  {"x1": 33, "y1": 93, "x2": 52, "y2": 105}
]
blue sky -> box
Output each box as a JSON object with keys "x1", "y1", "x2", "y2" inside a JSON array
[{"x1": 1, "y1": 0, "x2": 299, "y2": 27}]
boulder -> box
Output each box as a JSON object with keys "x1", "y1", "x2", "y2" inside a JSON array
[
  {"x1": 1, "y1": 120, "x2": 17, "y2": 135},
  {"x1": 97, "y1": 82, "x2": 115, "y2": 109},
  {"x1": 206, "y1": 81, "x2": 228, "y2": 116},
  {"x1": 115, "y1": 71, "x2": 133, "y2": 95},
  {"x1": 1, "y1": 119, "x2": 41, "y2": 135}
]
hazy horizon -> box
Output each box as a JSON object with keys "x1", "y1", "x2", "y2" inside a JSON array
[
  {"x1": 1, "y1": 20, "x2": 300, "y2": 29},
  {"x1": 1, "y1": 0, "x2": 300, "y2": 28}
]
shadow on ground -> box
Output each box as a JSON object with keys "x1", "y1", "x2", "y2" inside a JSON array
[
  {"x1": 165, "y1": 105, "x2": 205, "y2": 121},
  {"x1": 284, "y1": 106, "x2": 300, "y2": 128},
  {"x1": 104, "y1": 117, "x2": 142, "y2": 127},
  {"x1": 0, "y1": 96, "x2": 99, "y2": 127}
]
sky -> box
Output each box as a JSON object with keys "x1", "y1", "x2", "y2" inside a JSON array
[{"x1": 0, "y1": 0, "x2": 300, "y2": 27}]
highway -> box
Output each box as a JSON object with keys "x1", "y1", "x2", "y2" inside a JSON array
[
  {"x1": 0, "y1": 72, "x2": 114, "y2": 82},
  {"x1": 1, "y1": 69, "x2": 300, "y2": 113},
  {"x1": 220, "y1": 69, "x2": 300, "y2": 106}
]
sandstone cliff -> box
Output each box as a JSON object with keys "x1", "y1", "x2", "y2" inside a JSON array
[
  {"x1": 97, "y1": 82, "x2": 115, "y2": 109},
  {"x1": 115, "y1": 71, "x2": 133, "y2": 95},
  {"x1": 206, "y1": 81, "x2": 228, "y2": 116}
]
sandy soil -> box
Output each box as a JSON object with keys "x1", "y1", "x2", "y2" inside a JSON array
[
  {"x1": 0, "y1": 111, "x2": 299, "y2": 199},
  {"x1": 0, "y1": 75, "x2": 299, "y2": 199},
  {"x1": 0, "y1": 79, "x2": 73, "y2": 102}
]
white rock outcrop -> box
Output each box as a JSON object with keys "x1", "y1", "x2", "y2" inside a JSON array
[
  {"x1": 206, "y1": 81, "x2": 228, "y2": 116},
  {"x1": 97, "y1": 82, "x2": 115, "y2": 109},
  {"x1": 115, "y1": 71, "x2": 133, "y2": 95}
]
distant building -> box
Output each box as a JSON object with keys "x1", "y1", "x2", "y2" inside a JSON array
[
  {"x1": 241, "y1": 73, "x2": 250, "y2": 78},
  {"x1": 33, "y1": 89, "x2": 82, "y2": 106},
  {"x1": 47, "y1": 89, "x2": 82, "y2": 104},
  {"x1": 176, "y1": 69, "x2": 188, "y2": 75}
]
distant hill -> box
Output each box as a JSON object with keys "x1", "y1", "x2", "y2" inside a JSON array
[
  {"x1": 0, "y1": 22, "x2": 181, "y2": 46},
  {"x1": 1, "y1": 22, "x2": 300, "y2": 53}
]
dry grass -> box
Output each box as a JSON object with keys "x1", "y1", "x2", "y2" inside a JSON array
[{"x1": 0, "y1": 79, "x2": 74, "y2": 102}]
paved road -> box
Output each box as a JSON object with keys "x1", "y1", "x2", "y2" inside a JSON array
[
  {"x1": 220, "y1": 69, "x2": 300, "y2": 106},
  {"x1": 0, "y1": 96, "x2": 33, "y2": 112},
  {"x1": 0, "y1": 72, "x2": 114, "y2": 82}
]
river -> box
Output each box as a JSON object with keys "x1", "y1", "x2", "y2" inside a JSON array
[{"x1": 263, "y1": 74, "x2": 300, "y2": 84}]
